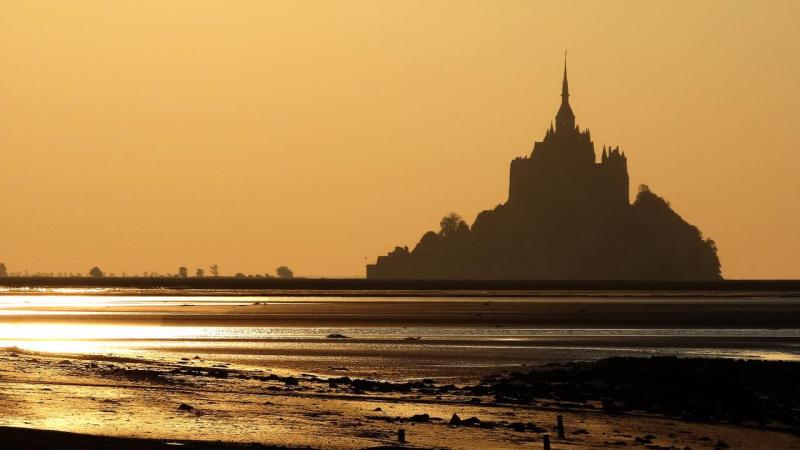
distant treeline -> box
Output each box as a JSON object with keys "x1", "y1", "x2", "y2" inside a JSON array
[{"x1": 0, "y1": 263, "x2": 294, "y2": 280}]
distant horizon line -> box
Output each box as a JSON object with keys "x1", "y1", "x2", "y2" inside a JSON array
[{"x1": 1, "y1": 276, "x2": 799, "y2": 294}]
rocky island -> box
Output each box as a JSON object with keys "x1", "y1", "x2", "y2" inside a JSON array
[{"x1": 368, "y1": 62, "x2": 721, "y2": 280}]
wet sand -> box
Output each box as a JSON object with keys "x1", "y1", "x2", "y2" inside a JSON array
[
  {"x1": 1, "y1": 347, "x2": 799, "y2": 449},
  {"x1": 0, "y1": 426, "x2": 301, "y2": 450},
  {"x1": 2, "y1": 292, "x2": 800, "y2": 448}
]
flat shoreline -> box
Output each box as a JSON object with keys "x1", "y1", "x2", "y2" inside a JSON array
[
  {"x1": 0, "y1": 426, "x2": 308, "y2": 450},
  {"x1": 2, "y1": 277, "x2": 800, "y2": 295},
  {"x1": 2, "y1": 348, "x2": 799, "y2": 449}
]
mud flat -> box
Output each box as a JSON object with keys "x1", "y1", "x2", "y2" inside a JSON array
[
  {"x1": 1, "y1": 347, "x2": 799, "y2": 449},
  {"x1": 0, "y1": 426, "x2": 308, "y2": 450}
]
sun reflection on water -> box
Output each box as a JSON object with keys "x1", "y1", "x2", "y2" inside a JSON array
[{"x1": 0, "y1": 323, "x2": 212, "y2": 354}]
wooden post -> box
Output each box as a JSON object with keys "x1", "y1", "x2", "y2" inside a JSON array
[
  {"x1": 557, "y1": 414, "x2": 565, "y2": 438},
  {"x1": 398, "y1": 428, "x2": 406, "y2": 443},
  {"x1": 543, "y1": 434, "x2": 551, "y2": 450}
]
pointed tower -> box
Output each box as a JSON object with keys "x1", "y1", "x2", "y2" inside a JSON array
[{"x1": 555, "y1": 53, "x2": 576, "y2": 133}]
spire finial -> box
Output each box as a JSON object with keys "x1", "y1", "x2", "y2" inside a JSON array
[{"x1": 562, "y1": 50, "x2": 569, "y2": 98}]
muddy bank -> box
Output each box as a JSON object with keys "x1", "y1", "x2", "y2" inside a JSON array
[
  {"x1": 0, "y1": 426, "x2": 311, "y2": 450},
  {"x1": 2, "y1": 348, "x2": 799, "y2": 449}
]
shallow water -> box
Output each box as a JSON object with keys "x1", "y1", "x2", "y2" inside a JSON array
[{"x1": 2, "y1": 291, "x2": 800, "y2": 379}]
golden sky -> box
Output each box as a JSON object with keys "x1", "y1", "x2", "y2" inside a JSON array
[{"x1": 1, "y1": 1, "x2": 798, "y2": 278}]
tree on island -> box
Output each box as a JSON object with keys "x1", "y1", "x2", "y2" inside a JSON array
[
  {"x1": 439, "y1": 212, "x2": 469, "y2": 237},
  {"x1": 209, "y1": 264, "x2": 219, "y2": 277},
  {"x1": 196, "y1": 268, "x2": 204, "y2": 278},
  {"x1": 276, "y1": 266, "x2": 294, "y2": 279},
  {"x1": 89, "y1": 267, "x2": 104, "y2": 278},
  {"x1": 178, "y1": 266, "x2": 188, "y2": 278},
  {"x1": 0, "y1": 263, "x2": 7, "y2": 277}
]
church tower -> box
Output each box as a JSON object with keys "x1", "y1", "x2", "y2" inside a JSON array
[
  {"x1": 555, "y1": 56, "x2": 575, "y2": 133},
  {"x1": 508, "y1": 57, "x2": 627, "y2": 209}
]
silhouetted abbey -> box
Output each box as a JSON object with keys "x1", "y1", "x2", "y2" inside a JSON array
[{"x1": 368, "y1": 61, "x2": 722, "y2": 280}]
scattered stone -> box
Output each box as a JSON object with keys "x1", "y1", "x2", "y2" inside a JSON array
[
  {"x1": 364, "y1": 415, "x2": 395, "y2": 422},
  {"x1": 449, "y1": 414, "x2": 462, "y2": 426},
  {"x1": 177, "y1": 403, "x2": 194, "y2": 412},
  {"x1": 573, "y1": 428, "x2": 589, "y2": 434},
  {"x1": 461, "y1": 417, "x2": 481, "y2": 426},
  {"x1": 326, "y1": 333, "x2": 349, "y2": 339},
  {"x1": 409, "y1": 414, "x2": 430, "y2": 423}
]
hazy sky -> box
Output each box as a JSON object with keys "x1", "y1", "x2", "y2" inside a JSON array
[{"x1": 1, "y1": 1, "x2": 798, "y2": 278}]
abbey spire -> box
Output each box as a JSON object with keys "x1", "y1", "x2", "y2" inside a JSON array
[{"x1": 555, "y1": 53, "x2": 576, "y2": 133}]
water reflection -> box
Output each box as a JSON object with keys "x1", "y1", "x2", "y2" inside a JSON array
[{"x1": 2, "y1": 294, "x2": 800, "y2": 378}]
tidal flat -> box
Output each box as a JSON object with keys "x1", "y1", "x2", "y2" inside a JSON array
[{"x1": 1, "y1": 292, "x2": 800, "y2": 448}]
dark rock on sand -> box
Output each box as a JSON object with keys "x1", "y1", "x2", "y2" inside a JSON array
[
  {"x1": 351, "y1": 379, "x2": 413, "y2": 393},
  {"x1": 508, "y1": 422, "x2": 543, "y2": 433},
  {"x1": 461, "y1": 417, "x2": 481, "y2": 427},
  {"x1": 473, "y1": 357, "x2": 800, "y2": 430}
]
